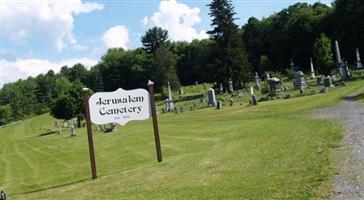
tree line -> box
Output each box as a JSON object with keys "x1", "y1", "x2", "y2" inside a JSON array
[{"x1": 0, "y1": 0, "x2": 362, "y2": 125}]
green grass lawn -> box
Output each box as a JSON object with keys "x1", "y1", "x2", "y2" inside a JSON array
[{"x1": 1, "y1": 80, "x2": 363, "y2": 199}]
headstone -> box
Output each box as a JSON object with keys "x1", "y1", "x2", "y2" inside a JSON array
[
  {"x1": 165, "y1": 82, "x2": 175, "y2": 112},
  {"x1": 250, "y1": 86, "x2": 258, "y2": 105},
  {"x1": 267, "y1": 77, "x2": 281, "y2": 96},
  {"x1": 229, "y1": 98, "x2": 234, "y2": 106},
  {"x1": 207, "y1": 88, "x2": 217, "y2": 107},
  {"x1": 320, "y1": 87, "x2": 328, "y2": 93},
  {"x1": 219, "y1": 83, "x2": 224, "y2": 93},
  {"x1": 293, "y1": 71, "x2": 309, "y2": 90},
  {"x1": 165, "y1": 99, "x2": 174, "y2": 112},
  {"x1": 179, "y1": 87, "x2": 184, "y2": 95},
  {"x1": 216, "y1": 100, "x2": 222, "y2": 109},
  {"x1": 356, "y1": 48, "x2": 363, "y2": 69},
  {"x1": 0, "y1": 190, "x2": 6, "y2": 200},
  {"x1": 335, "y1": 41, "x2": 349, "y2": 81},
  {"x1": 310, "y1": 58, "x2": 315, "y2": 78},
  {"x1": 255, "y1": 72, "x2": 261, "y2": 91},
  {"x1": 316, "y1": 76, "x2": 323, "y2": 84},
  {"x1": 195, "y1": 81, "x2": 198, "y2": 86},
  {"x1": 323, "y1": 76, "x2": 335, "y2": 88},
  {"x1": 71, "y1": 125, "x2": 76, "y2": 136},
  {"x1": 266, "y1": 73, "x2": 270, "y2": 80},
  {"x1": 228, "y1": 78, "x2": 234, "y2": 92}
]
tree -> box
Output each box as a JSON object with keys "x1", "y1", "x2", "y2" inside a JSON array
[
  {"x1": 151, "y1": 44, "x2": 179, "y2": 91},
  {"x1": 313, "y1": 33, "x2": 334, "y2": 75},
  {"x1": 50, "y1": 81, "x2": 85, "y2": 127},
  {"x1": 141, "y1": 27, "x2": 169, "y2": 54},
  {"x1": 0, "y1": 105, "x2": 11, "y2": 125},
  {"x1": 208, "y1": 0, "x2": 252, "y2": 88}
]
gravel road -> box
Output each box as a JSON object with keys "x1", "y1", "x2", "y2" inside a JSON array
[{"x1": 314, "y1": 95, "x2": 364, "y2": 200}]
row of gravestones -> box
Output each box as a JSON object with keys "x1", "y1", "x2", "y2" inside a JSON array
[{"x1": 163, "y1": 44, "x2": 362, "y2": 112}]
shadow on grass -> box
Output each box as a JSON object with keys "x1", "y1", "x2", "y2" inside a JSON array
[
  {"x1": 342, "y1": 93, "x2": 364, "y2": 101},
  {"x1": 18, "y1": 178, "x2": 89, "y2": 195},
  {"x1": 37, "y1": 130, "x2": 59, "y2": 137}
]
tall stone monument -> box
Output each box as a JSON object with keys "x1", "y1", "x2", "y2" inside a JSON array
[
  {"x1": 165, "y1": 82, "x2": 175, "y2": 112},
  {"x1": 219, "y1": 83, "x2": 224, "y2": 93},
  {"x1": 228, "y1": 78, "x2": 234, "y2": 93},
  {"x1": 207, "y1": 88, "x2": 217, "y2": 107},
  {"x1": 310, "y1": 58, "x2": 315, "y2": 78},
  {"x1": 255, "y1": 72, "x2": 261, "y2": 91},
  {"x1": 335, "y1": 41, "x2": 349, "y2": 81},
  {"x1": 356, "y1": 48, "x2": 363, "y2": 69}
]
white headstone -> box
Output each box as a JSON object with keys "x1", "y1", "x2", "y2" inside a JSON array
[
  {"x1": 356, "y1": 48, "x2": 363, "y2": 69},
  {"x1": 310, "y1": 58, "x2": 315, "y2": 78},
  {"x1": 228, "y1": 78, "x2": 234, "y2": 92},
  {"x1": 88, "y1": 88, "x2": 151, "y2": 126},
  {"x1": 207, "y1": 88, "x2": 217, "y2": 107}
]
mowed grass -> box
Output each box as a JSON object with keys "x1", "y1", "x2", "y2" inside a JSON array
[{"x1": 1, "y1": 80, "x2": 363, "y2": 199}]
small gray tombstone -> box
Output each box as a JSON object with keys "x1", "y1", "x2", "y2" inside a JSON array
[
  {"x1": 323, "y1": 76, "x2": 335, "y2": 88},
  {"x1": 207, "y1": 88, "x2": 217, "y2": 107},
  {"x1": 219, "y1": 83, "x2": 224, "y2": 93},
  {"x1": 293, "y1": 71, "x2": 309, "y2": 90}
]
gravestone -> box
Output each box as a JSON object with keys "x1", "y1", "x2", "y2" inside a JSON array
[
  {"x1": 266, "y1": 73, "x2": 270, "y2": 79},
  {"x1": 207, "y1": 88, "x2": 217, "y2": 107},
  {"x1": 0, "y1": 190, "x2": 6, "y2": 200},
  {"x1": 310, "y1": 58, "x2": 315, "y2": 78},
  {"x1": 216, "y1": 100, "x2": 222, "y2": 109},
  {"x1": 71, "y1": 125, "x2": 76, "y2": 137},
  {"x1": 255, "y1": 72, "x2": 261, "y2": 91},
  {"x1": 290, "y1": 59, "x2": 308, "y2": 90},
  {"x1": 179, "y1": 87, "x2": 184, "y2": 95},
  {"x1": 250, "y1": 86, "x2": 258, "y2": 105},
  {"x1": 228, "y1": 78, "x2": 234, "y2": 93},
  {"x1": 229, "y1": 98, "x2": 234, "y2": 106},
  {"x1": 195, "y1": 81, "x2": 198, "y2": 86},
  {"x1": 323, "y1": 76, "x2": 335, "y2": 88},
  {"x1": 293, "y1": 71, "x2": 309, "y2": 90},
  {"x1": 335, "y1": 41, "x2": 349, "y2": 81},
  {"x1": 316, "y1": 76, "x2": 323, "y2": 84},
  {"x1": 267, "y1": 77, "x2": 281, "y2": 96},
  {"x1": 219, "y1": 83, "x2": 224, "y2": 93},
  {"x1": 356, "y1": 48, "x2": 363, "y2": 69},
  {"x1": 320, "y1": 87, "x2": 328, "y2": 93},
  {"x1": 165, "y1": 82, "x2": 175, "y2": 112}
]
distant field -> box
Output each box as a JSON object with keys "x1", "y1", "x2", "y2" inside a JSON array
[{"x1": 1, "y1": 80, "x2": 363, "y2": 199}]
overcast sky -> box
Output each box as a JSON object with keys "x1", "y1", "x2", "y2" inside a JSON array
[{"x1": 0, "y1": 0, "x2": 333, "y2": 87}]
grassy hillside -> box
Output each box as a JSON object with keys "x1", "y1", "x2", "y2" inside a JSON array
[{"x1": 1, "y1": 80, "x2": 363, "y2": 199}]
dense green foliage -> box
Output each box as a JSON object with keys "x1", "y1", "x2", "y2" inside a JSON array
[
  {"x1": 242, "y1": 0, "x2": 363, "y2": 72},
  {"x1": 313, "y1": 34, "x2": 334, "y2": 75},
  {"x1": 0, "y1": 0, "x2": 363, "y2": 124}
]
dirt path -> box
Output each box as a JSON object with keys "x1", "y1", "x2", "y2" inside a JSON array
[{"x1": 314, "y1": 95, "x2": 364, "y2": 200}]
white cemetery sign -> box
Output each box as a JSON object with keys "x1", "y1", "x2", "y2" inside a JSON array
[{"x1": 88, "y1": 88, "x2": 151, "y2": 126}]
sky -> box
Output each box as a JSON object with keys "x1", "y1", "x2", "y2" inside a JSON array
[{"x1": 0, "y1": 0, "x2": 333, "y2": 87}]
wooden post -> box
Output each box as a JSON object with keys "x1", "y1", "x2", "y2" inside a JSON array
[
  {"x1": 148, "y1": 80, "x2": 163, "y2": 162},
  {"x1": 82, "y1": 88, "x2": 97, "y2": 179}
]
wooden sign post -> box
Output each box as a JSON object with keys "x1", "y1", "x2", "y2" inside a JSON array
[
  {"x1": 82, "y1": 81, "x2": 162, "y2": 179},
  {"x1": 147, "y1": 80, "x2": 162, "y2": 162},
  {"x1": 82, "y1": 88, "x2": 97, "y2": 180}
]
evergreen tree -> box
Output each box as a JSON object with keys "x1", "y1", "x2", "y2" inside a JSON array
[
  {"x1": 208, "y1": 0, "x2": 252, "y2": 88},
  {"x1": 141, "y1": 27, "x2": 169, "y2": 54},
  {"x1": 313, "y1": 34, "x2": 334, "y2": 75}
]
